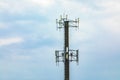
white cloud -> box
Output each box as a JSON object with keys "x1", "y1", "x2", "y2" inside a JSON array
[
  {"x1": 93, "y1": 0, "x2": 120, "y2": 35},
  {"x1": 59, "y1": 0, "x2": 92, "y2": 15},
  {"x1": 94, "y1": 0, "x2": 120, "y2": 15},
  {"x1": 0, "y1": 23, "x2": 8, "y2": 28},
  {"x1": 15, "y1": 20, "x2": 35, "y2": 25},
  {"x1": 0, "y1": 37, "x2": 23, "y2": 46},
  {"x1": 28, "y1": 0, "x2": 55, "y2": 8},
  {"x1": 11, "y1": 54, "x2": 31, "y2": 61},
  {"x1": 100, "y1": 15, "x2": 120, "y2": 35},
  {"x1": 0, "y1": 0, "x2": 55, "y2": 14},
  {"x1": 0, "y1": 1, "x2": 9, "y2": 9}
]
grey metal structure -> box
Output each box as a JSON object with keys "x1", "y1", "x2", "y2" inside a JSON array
[{"x1": 55, "y1": 15, "x2": 79, "y2": 80}]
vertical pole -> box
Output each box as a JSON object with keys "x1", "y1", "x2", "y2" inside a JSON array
[{"x1": 64, "y1": 21, "x2": 69, "y2": 80}]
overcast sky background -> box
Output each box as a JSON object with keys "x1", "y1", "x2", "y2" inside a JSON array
[{"x1": 0, "y1": 0, "x2": 120, "y2": 80}]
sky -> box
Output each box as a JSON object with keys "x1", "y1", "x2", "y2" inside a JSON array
[{"x1": 0, "y1": 0, "x2": 120, "y2": 80}]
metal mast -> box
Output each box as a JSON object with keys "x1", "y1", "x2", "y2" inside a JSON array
[{"x1": 55, "y1": 14, "x2": 79, "y2": 80}]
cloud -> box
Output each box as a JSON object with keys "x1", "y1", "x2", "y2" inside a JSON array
[
  {"x1": 0, "y1": 22, "x2": 8, "y2": 28},
  {"x1": 14, "y1": 20, "x2": 36, "y2": 25},
  {"x1": 58, "y1": 0, "x2": 92, "y2": 15},
  {"x1": 0, "y1": 37, "x2": 23, "y2": 46},
  {"x1": 10, "y1": 54, "x2": 31, "y2": 61},
  {"x1": 96, "y1": 0, "x2": 120, "y2": 14},
  {"x1": 28, "y1": 0, "x2": 55, "y2": 8},
  {"x1": 0, "y1": 0, "x2": 55, "y2": 14},
  {"x1": 100, "y1": 15, "x2": 120, "y2": 35},
  {"x1": 92, "y1": 0, "x2": 120, "y2": 35}
]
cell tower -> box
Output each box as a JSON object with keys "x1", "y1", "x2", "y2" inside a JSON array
[{"x1": 55, "y1": 14, "x2": 79, "y2": 80}]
